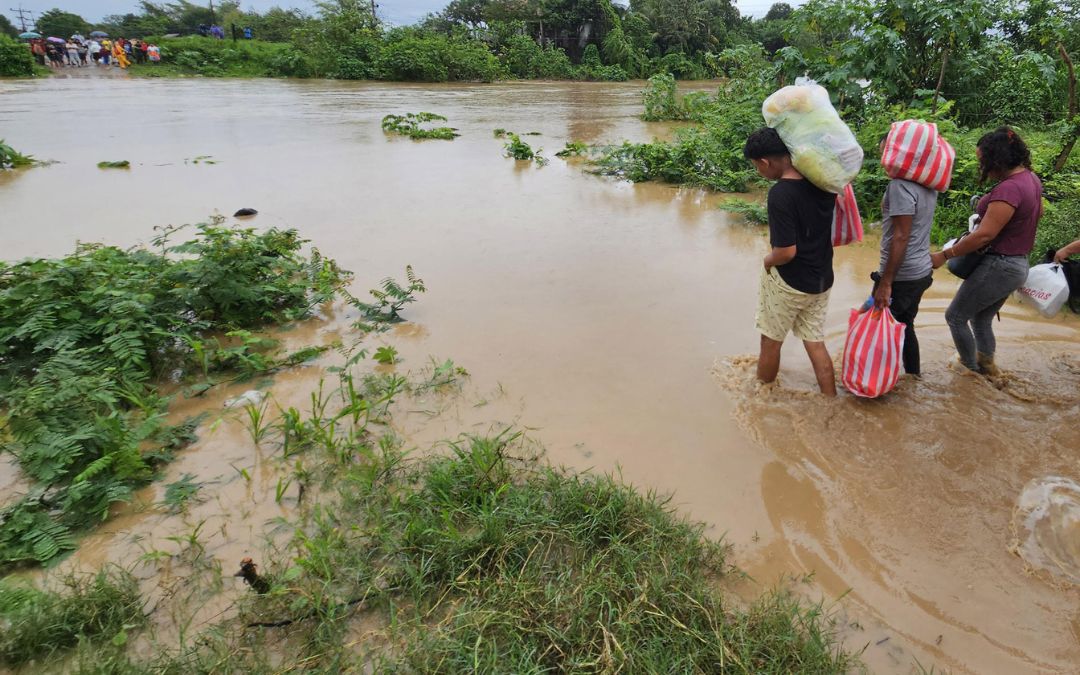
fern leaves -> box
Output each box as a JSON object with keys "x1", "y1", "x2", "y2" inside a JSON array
[{"x1": 0, "y1": 221, "x2": 351, "y2": 570}]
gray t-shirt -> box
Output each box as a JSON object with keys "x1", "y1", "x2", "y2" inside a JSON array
[{"x1": 880, "y1": 178, "x2": 937, "y2": 281}]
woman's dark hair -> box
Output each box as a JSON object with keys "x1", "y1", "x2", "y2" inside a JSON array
[
  {"x1": 743, "y1": 127, "x2": 790, "y2": 160},
  {"x1": 976, "y1": 126, "x2": 1032, "y2": 183}
]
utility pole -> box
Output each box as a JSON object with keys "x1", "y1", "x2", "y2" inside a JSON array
[
  {"x1": 370, "y1": 0, "x2": 377, "y2": 25},
  {"x1": 9, "y1": 5, "x2": 33, "y2": 31},
  {"x1": 208, "y1": 0, "x2": 215, "y2": 25}
]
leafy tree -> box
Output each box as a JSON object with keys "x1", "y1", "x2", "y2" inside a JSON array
[
  {"x1": 34, "y1": 8, "x2": 90, "y2": 38},
  {"x1": 783, "y1": 0, "x2": 1002, "y2": 108},
  {"x1": 1, "y1": 13, "x2": 18, "y2": 37},
  {"x1": 631, "y1": 0, "x2": 738, "y2": 55},
  {"x1": 445, "y1": 0, "x2": 490, "y2": 28},
  {"x1": 765, "y1": 2, "x2": 793, "y2": 21}
]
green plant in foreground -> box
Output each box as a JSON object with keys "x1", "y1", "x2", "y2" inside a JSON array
[
  {"x1": 0, "y1": 220, "x2": 349, "y2": 569},
  {"x1": 344, "y1": 265, "x2": 426, "y2": 327},
  {"x1": 381, "y1": 112, "x2": 459, "y2": 140},
  {"x1": 97, "y1": 160, "x2": 131, "y2": 169},
  {"x1": 503, "y1": 132, "x2": 548, "y2": 166},
  {"x1": 0, "y1": 567, "x2": 144, "y2": 667},
  {"x1": 4, "y1": 364, "x2": 853, "y2": 672},
  {"x1": 720, "y1": 197, "x2": 770, "y2": 225},
  {"x1": 373, "y1": 345, "x2": 398, "y2": 365},
  {"x1": 0, "y1": 140, "x2": 36, "y2": 169},
  {"x1": 161, "y1": 473, "x2": 204, "y2": 513}
]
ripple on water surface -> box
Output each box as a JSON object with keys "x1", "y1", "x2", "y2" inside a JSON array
[{"x1": 1013, "y1": 476, "x2": 1080, "y2": 585}]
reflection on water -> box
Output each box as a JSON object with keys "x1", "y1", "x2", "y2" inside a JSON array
[{"x1": 2, "y1": 77, "x2": 1080, "y2": 673}]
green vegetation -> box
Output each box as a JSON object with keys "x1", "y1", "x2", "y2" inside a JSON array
[
  {"x1": 721, "y1": 198, "x2": 770, "y2": 225},
  {"x1": 592, "y1": 40, "x2": 1080, "y2": 259},
  {"x1": 127, "y1": 36, "x2": 311, "y2": 78},
  {"x1": 0, "y1": 35, "x2": 33, "y2": 78},
  {"x1": 0, "y1": 139, "x2": 35, "y2": 169},
  {"x1": 381, "y1": 112, "x2": 459, "y2": 140},
  {"x1": 503, "y1": 132, "x2": 548, "y2": 166},
  {"x1": 0, "y1": 360, "x2": 856, "y2": 671},
  {"x1": 0, "y1": 220, "x2": 347, "y2": 569},
  {"x1": 97, "y1": 160, "x2": 131, "y2": 169},
  {"x1": 343, "y1": 265, "x2": 426, "y2": 327},
  {"x1": 0, "y1": 14, "x2": 17, "y2": 38},
  {"x1": 0, "y1": 567, "x2": 144, "y2": 667},
  {"x1": 592, "y1": 75, "x2": 763, "y2": 192},
  {"x1": 555, "y1": 140, "x2": 590, "y2": 158}
]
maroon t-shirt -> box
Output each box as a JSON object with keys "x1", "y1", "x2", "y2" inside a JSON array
[{"x1": 976, "y1": 169, "x2": 1043, "y2": 256}]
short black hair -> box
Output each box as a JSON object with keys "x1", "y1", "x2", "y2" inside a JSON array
[
  {"x1": 743, "y1": 127, "x2": 790, "y2": 160},
  {"x1": 977, "y1": 126, "x2": 1032, "y2": 183}
]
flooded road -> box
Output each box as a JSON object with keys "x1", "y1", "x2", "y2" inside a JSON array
[{"x1": 2, "y1": 76, "x2": 1079, "y2": 673}]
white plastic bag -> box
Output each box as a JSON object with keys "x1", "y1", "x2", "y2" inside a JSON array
[
  {"x1": 762, "y1": 82, "x2": 864, "y2": 193},
  {"x1": 1016, "y1": 263, "x2": 1069, "y2": 318}
]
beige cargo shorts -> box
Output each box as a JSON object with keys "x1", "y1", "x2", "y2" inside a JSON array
[{"x1": 755, "y1": 266, "x2": 830, "y2": 342}]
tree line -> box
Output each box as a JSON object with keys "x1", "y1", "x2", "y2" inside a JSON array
[{"x1": 2, "y1": 0, "x2": 1079, "y2": 127}]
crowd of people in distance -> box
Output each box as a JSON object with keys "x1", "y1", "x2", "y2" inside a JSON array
[{"x1": 28, "y1": 36, "x2": 160, "y2": 70}]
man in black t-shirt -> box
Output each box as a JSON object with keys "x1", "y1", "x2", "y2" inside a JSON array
[{"x1": 743, "y1": 128, "x2": 837, "y2": 396}]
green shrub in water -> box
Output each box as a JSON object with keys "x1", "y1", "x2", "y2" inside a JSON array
[
  {"x1": 0, "y1": 220, "x2": 348, "y2": 569},
  {"x1": 381, "y1": 112, "x2": 459, "y2": 140},
  {"x1": 0, "y1": 139, "x2": 35, "y2": 169}
]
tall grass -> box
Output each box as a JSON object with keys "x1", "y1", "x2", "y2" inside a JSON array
[
  {"x1": 1, "y1": 357, "x2": 857, "y2": 672},
  {"x1": 0, "y1": 567, "x2": 144, "y2": 667}
]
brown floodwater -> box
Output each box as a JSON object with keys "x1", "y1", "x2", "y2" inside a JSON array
[{"x1": 2, "y1": 75, "x2": 1080, "y2": 673}]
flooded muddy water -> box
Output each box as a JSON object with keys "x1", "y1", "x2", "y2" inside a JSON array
[{"x1": 2, "y1": 77, "x2": 1080, "y2": 673}]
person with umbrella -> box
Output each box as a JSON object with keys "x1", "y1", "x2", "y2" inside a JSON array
[{"x1": 45, "y1": 37, "x2": 65, "y2": 68}]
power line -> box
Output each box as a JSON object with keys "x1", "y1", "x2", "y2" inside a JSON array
[{"x1": 8, "y1": 5, "x2": 33, "y2": 32}]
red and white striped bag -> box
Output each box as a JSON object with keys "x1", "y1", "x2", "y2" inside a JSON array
[
  {"x1": 881, "y1": 120, "x2": 956, "y2": 192},
  {"x1": 842, "y1": 307, "x2": 905, "y2": 398},
  {"x1": 832, "y1": 183, "x2": 863, "y2": 246}
]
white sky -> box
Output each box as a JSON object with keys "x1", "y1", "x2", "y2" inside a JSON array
[{"x1": 4, "y1": 0, "x2": 797, "y2": 30}]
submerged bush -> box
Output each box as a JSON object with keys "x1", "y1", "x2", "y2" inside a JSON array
[
  {"x1": 0, "y1": 139, "x2": 35, "y2": 169},
  {"x1": 381, "y1": 112, "x2": 459, "y2": 140},
  {"x1": 0, "y1": 221, "x2": 348, "y2": 569}
]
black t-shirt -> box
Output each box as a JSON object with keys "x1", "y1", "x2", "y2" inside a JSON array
[{"x1": 767, "y1": 179, "x2": 836, "y2": 294}]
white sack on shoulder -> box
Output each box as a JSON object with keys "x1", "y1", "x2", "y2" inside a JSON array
[{"x1": 762, "y1": 83, "x2": 864, "y2": 194}]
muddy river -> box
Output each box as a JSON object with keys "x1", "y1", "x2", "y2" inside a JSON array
[{"x1": 2, "y1": 76, "x2": 1079, "y2": 673}]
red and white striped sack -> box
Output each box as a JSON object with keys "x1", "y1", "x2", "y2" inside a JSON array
[
  {"x1": 832, "y1": 183, "x2": 863, "y2": 246},
  {"x1": 881, "y1": 120, "x2": 956, "y2": 192},
  {"x1": 842, "y1": 307, "x2": 905, "y2": 398}
]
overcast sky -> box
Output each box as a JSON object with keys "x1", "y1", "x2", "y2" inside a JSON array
[{"x1": 4, "y1": 0, "x2": 793, "y2": 30}]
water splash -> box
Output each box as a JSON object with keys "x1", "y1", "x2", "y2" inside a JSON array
[{"x1": 1012, "y1": 476, "x2": 1080, "y2": 586}]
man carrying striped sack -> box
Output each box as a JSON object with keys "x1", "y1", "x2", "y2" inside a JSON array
[{"x1": 871, "y1": 120, "x2": 955, "y2": 377}]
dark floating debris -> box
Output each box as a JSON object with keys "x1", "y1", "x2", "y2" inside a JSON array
[
  {"x1": 235, "y1": 557, "x2": 271, "y2": 594},
  {"x1": 234, "y1": 208, "x2": 258, "y2": 217}
]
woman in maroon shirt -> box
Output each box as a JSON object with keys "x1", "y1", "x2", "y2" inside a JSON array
[{"x1": 930, "y1": 128, "x2": 1043, "y2": 374}]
